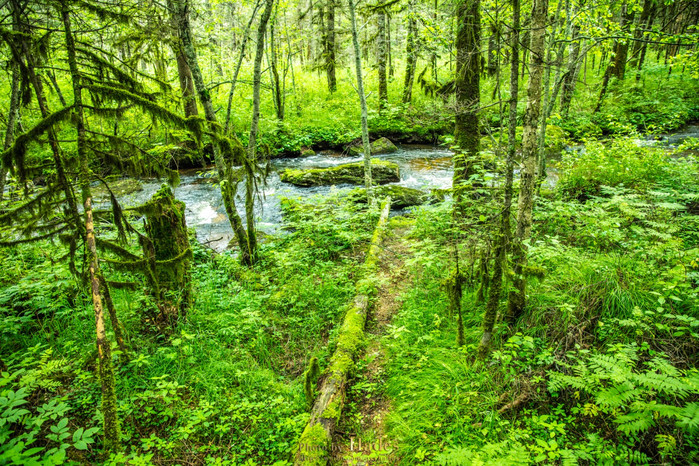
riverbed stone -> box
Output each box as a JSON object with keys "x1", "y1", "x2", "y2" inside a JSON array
[
  {"x1": 349, "y1": 137, "x2": 399, "y2": 156},
  {"x1": 279, "y1": 159, "x2": 400, "y2": 187},
  {"x1": 300, "y1": 147, "x2": 316, "y2": 157}
]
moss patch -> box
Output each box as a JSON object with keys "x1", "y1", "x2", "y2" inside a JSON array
[{"x1": 279, "y1": 159, "x2": 400, "y2": 187}]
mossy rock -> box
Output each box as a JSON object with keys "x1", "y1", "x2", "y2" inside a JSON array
[
  {"x1": 348, "y1": 185, "x2": 435, "y2": 209},
  {"x1": 93, "y1": 178, "x2": 143, "y2": 201},
  {"x1": 279, "y1": 159, "x2": 400, "y2": 187},
  {"x1": 348, "y1": 137, "x2": 398, "y2": 156},
  {"x1": 300, "y1": 147, "x2": 316, "y2": 157}
]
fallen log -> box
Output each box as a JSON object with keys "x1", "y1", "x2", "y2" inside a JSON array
[{"x1": 294, "y1": 198, "x2": 391, "y2": 465}]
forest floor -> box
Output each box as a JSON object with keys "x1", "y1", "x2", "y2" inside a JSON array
[{"x1": 331, "y1": 219, "x2": 412, "y2": 465}]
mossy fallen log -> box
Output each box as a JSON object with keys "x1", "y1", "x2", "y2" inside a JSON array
[
  {"x1": 348, "y1": 185, "x2": 439, "y2": 209},
  {"x1": 279, "y1": 159, "x2": 399, "y2": 187},
  {"x1": 294, "y1": 199, "x2": 391, "y2": 465}
]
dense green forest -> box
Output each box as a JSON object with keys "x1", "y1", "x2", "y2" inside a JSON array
[{"x1": 1, "y1": 0, "x2": 699, "y2": 463}]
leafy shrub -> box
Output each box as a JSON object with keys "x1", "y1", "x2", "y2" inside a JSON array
[{"x1": 558, "y1": 138, "x2": 668, "y2": 199}]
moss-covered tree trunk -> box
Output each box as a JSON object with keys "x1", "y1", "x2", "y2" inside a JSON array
[
  {"x1": 453, "y1": 0, "x2": 480, "y2": 206},
  {"x1": 349, "y1": 0, "x2": 373, "y2": 202},
  {"x1": 507, "y1": 0, "x2": 547, "y2": 325},
  {"x1": 62, "y1": 2, "x2": 120, "y2": 454},
  {"x1": 402, "y1": 1, "x2": 418, "y2": 104},
  {"x1": 10, "y1": 0, "x2": 79, "y2": 229},
  {"x1": 479, "y1": 0, "x2": 520, "y2": 357},
  {"x1": 246, "y1": 0, "x2": 274, "y2": 264},
  {"x1": 325, "y1": 0, "x2": 337, "y2": 93},
  {"x1": 172, "y1": 0, "x2": 253, "y2": 264},
  {"x1": 560, "y1": 23, "x2": 581, "y2": 118},
  {"x1": 377, "y1": 9, "x2": 388, "y2": 107},
  {"x1": 0, "y1": 63, "x2": 21, "y2": 202},
  {"x1": 143, "y1": 185, "x2": 192, "y2": 323}
]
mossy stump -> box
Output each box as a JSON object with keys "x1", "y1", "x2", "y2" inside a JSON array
[
  {"x1": 279, "y1": 159, "x2": 399, "y2": 187},
  {"x1": 143, "y1": 185, "x2": 192, "y2": 324}
]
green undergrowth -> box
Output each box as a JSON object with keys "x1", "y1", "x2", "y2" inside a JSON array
[
  {"x1": 380, "y1": 143, "x2": 699, "y2": 464},
  {"x1": 0, "y1": 193, "x2": 382, "y2": 464}
]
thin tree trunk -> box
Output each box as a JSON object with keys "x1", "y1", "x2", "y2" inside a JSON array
[
  {"x1": 62, "y1": 4, "x2": 120, "y2": 453},
  {"x1": 10, "y1": 0, "x2": 80, "y2": 230},
  {"x1": 48, "y1": 70, "x2": 67, "y2": 107},
  {"x1": 225, "y1": 0, "x2": 262, "y2": 133},
  {"x1": 349, "y1": 0, "x2": 372, "y2": 202},
  {"x1": 479, "y1": 0, "x2": 519, "y2": 357},
  {"x1": 324, "y1": 0, "x2": 337, "y2": 93},
  {"x1": 507, "y1": 0, "x2": 547, "y2": 325},
  {"x1": 377, "y1": 9, "x2": 388, "y2": 107},
  {"x1": 560, "y1": 24, "x2": 581, "y2": 118},
  {"x1": 402, "y1": 2, "x2": 418, "y2": 103},
  {"x1": 269, "y1": 12, "x2": 284, "y2": 121},
  {"x1": 0, "y1": 63, "x2": 21, "y2": 202},
  {"x1": 246, "y1": 0, "x2": 274, "y2": 264},
  {"x1": 453, "y1": 0, "x2": 480, "y2": 208},
  {"x1": 172, "y1": 0, "x2": 253, "y2": 264}
]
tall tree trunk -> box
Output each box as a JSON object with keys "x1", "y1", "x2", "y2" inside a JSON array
[
  {"x1": 594, "y1": 4, "x2": 630, "y2": 113},
  {"x1": 325, "y1": 0, "x2": 337, "y2": 93},
  {"x1": 628, "y1": 0, "x2": 653, "y2": 69},
  {"x1": 349, "y1": 0, "x2": 372, "y2": 202},
  {"x1": 224, "y1": 0, "x2": 262, "y2": 133},
  {"x1": 487, "y1": 23, "x2": 498, "y2": 76},
  {"x1": 479, "y1": 0, "x2": 519, "y2": 356},
  {"x1": 10, "y1": 0, "x2": 80, "y2": 230},
  {"x1": 246, "y1": 0, "x2": 274, "y2": 264},
  {"x1": 402, "y1": 3, "x2": 418, "y2": 103},
  {"x1": 269, "y1": 13, "x2": 284, "y2": 121},
  {"x1": 538, "y1": 0, "x2": 565, "y2": 184},
  {"x1": 176, "y1": 51, "x2": 199, "y2": 117},
  {"x1": 453, "y1": 0, "x2": 480, "y2": 207},
  {"x1": 560, "y1": 24, "x2": 581, "y2": 118},
  {"x1": 507, "y1": 0, "x2": 547, "y2": 325},
  {"x1": 613, "y1": 2, "x2": 633, "y2": 80},
  {"x1": 0, "y1": 63, "x2": 21, "y2": 202},
  {"x1": 172, "y1": 0, "x2": 253, "y2": 265},
  {"x1": 377, "y1": 9, "x2": 388, "y2": 107},
  {"x1": 387, "y1": 13, "x2": 394, "y2": 77},
  {"x1": 61, "y1": 4, "x2": 120, "y2": 453}
]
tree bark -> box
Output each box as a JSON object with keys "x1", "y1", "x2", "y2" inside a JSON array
[
  {"x1": 349, "y1": 0, "x2": 373, "y2": 202},
  {"x1": 402, "y1": 1, "x2": 418, "y2": 103},
  {"x1": 246, "y1": 0, "x2": 274, "y2": 264},
  {"x1": 453, "y1": 0, "x2": 480, "y2": 207},
  {"x1": 324, "y1": 0, "x2": 337, "y2": 93},
  {"x1": 560, "y1": 24, "x2": 581, "y2": 118},
  {"x1": 62, "y1": 3, "x2": 120, "y2": 453},
  {"x1": 479, "y1": 0, "x2": 519, "y2": 357},
  {"x1": 0, "y1": 63, "x2": 21, "y2": 202},
  {"x1": 224, "y1": 0, "x2": 262, "y2": 133},
  {"x1": 507, "y1": 0, "x2": 547, "y2": 325},
  {"x1": 171, "y1": 0, "x2": 253, "y2": 264},
  {"x1": 377, "y1": 9, "x2": 388, "y2": 107}
]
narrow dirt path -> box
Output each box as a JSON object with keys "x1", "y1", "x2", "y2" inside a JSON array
[{"x1": 330, "y1": 221, "x2": 411, "y2": 465}]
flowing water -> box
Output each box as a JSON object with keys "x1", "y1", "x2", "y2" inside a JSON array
[
  {"x1": 111, "y1": 124, "x2": 699, "y2": 251},
  {"x1": 118, "y1": 146, "x2": 454, "y2": 251}
]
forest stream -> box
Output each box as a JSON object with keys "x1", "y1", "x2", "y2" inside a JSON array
[{"x1": 107, "y1": 124, "x2": 699, "y2": 252}]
